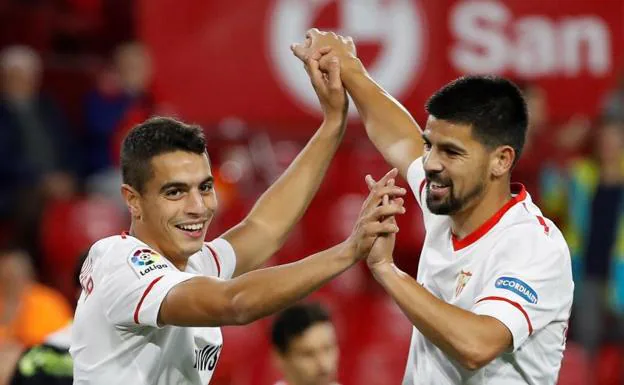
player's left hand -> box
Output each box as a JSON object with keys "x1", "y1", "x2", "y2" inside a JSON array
[
  {"x1": 300, "y1": 42, "x2": 348, "y2": 123},
  {"x1": 365, "y1": 175, "x2": 399, "y2": 270}
]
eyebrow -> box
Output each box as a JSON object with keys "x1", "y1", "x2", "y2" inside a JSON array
[
  {"x1": 422, "y1": 133, "x2": 467, "y2": 153},
  {"x1": 159, "y1": 176, "x2": 214, "y2": 194}
]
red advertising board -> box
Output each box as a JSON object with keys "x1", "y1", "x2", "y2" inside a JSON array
[{"x1": 138, "y1": 0, "x2": 624, "y2": 129}]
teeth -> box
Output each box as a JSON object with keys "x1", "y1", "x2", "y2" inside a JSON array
[{"x1": 178, "y1": 223, "x2": 203, "y2": 231}]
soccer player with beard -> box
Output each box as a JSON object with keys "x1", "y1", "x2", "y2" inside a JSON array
[{"x1": 292, "y1": 29, "x2": 574, "y2": 385}]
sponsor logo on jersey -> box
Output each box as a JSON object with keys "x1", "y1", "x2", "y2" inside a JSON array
[
  {"x1": 194, "y1": 344, "x2": 222, "y2": 372},
  {"x1": 454, "y1": 270, "x2": 472, "y2": 297},
  {"x1": 128, "y1": 248, "x2": 172, "y2": 278},
  {"x1": 495, "y1": 277, "x2": 538, "y2": 304}
]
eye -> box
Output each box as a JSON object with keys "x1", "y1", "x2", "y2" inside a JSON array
[
  {"x1": 445, "y1": 149, "x2": 460, "y2": 157},
  {"x1": 199, "y1": 182, "x2": 214, "y2": 193},
  {"x1": 165, "y1": 189, "x2": 182, "y2": 198}
]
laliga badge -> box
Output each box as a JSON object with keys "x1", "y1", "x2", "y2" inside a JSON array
[{"x1": 128, "y1": 248, "x2": 172, "y2": 278}]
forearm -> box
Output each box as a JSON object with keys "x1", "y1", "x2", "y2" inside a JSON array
[
  {"x1": 226, "y1": 243, "x2": 354, "y2": 324},
  {"x1": 160, "y1": 243, "x2": 355, "y2": 328},
  {"x1": 241, "y1": 119, "x2": 345, "y2": 253},
  {"x1": 371, "y1": 263, "x2": 507, "y2": 370},
  {"x1": 340, "y1": 58, "x2": 423, "y2": 176}
]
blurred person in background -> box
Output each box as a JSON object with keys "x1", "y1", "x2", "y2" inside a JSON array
[
  {"x1": 8, "y1": 251, "x2": 87, "y2": 385},
  {"x1": 514, "y1": 83, "x2": 591, "y2": 203},
  {"x1": 83, "y1": 41, "x2": 154, "y2": 178},
  {"x1": 83, "y1": 41, "x2": 155, "y2": 212},
  {"x1": 512, "y1": 83, "x2": 553, "y2": 201},
  {"x1": 0, "y1": 247, "x2": 73, "y2": 384},
  {"x1": 601, "y1": 69, "x2": 624, "y2": 123},
  {"x1": 541, "y1": 121, "x2": 624, "y2": 368},
  {"x1": 271, "y1": 303, "x2": 339, "y2": 385},
  {"x1": 0, "y1": 45, "x2": 79, "y2": 264}
]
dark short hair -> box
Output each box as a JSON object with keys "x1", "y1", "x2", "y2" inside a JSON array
[
  {"x1": 0, "y1": 245, "x2": 25, "y2": 261},
  {"x1": 426, "y1": 75, "x2": 528, "y2": 167},
  {"x1": 271, "y1": 303, "x2": 331, "y2": 354},
  {"x1": 121, "y1": 116, "x2": 206, "y2": 193}
]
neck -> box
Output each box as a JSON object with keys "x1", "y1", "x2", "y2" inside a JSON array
[
  {"x1": 450, "y1": 181, "x2": 512, "y2": 240},
  {"x1": 129, "y1": 223, "x2": 188, "y2": 271}
]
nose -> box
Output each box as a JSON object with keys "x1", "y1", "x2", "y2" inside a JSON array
[
  {"x1": 185, "y1": 189, "x2": 208, "y2": 216},
  {"x1": 315, "y1": 352, "x2": 335, "y2": 377},
  {"x1": 423, "y1": 148, "x2": 443, "y2": 175}
]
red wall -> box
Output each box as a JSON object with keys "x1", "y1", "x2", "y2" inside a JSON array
[{"x1": 139, "y1": 0, "x2": 624, "y2": 128}]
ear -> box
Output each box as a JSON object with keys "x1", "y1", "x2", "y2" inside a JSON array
[
  {"x1": 490, "y1": 145, "x2": 515, "y2": 178},
  {"x1": 121, "y1": 184, "x2": 142, "y2": 221}
]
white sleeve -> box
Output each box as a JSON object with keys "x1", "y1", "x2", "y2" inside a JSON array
[
  {"x1": 189, "y1": 238, "x2": 237, "y2": 280},
  {"x1": 406, "y1": 157, "x2": 426, "y2": 208},
  {"x1": 100, "y1": 247, "x2": 197, "y2": 328},
  {"x1": 471, "y1": 227, "x2": 573, "y2": 351}
]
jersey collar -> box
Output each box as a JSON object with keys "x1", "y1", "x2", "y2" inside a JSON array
[{"x1": 451, "y1": 183, "x2": 527, "y2": 251}]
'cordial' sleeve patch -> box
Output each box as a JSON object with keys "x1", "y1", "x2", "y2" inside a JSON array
[{"x1": 494, "y1": 276, "x2": 539, "y2": 304}]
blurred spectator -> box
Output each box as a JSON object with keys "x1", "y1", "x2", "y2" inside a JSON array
[
  {"x1": 39, "y1": 196, "x2": 126, "y2": 301},
  {"x1": 0, "y1": 247, "x2": 73, "y2": 347},
  {"x1": 541, "y1": 121, "x2": 624, "y2": 365},
  {"x1": 513, "y1": 84, "x2": 555, "y2": 201},
  {"x1": 515, "y1": 84, "x2": 591, "y2": 203},
  {"x1": 601, "y1": 69, "x2": 624, "y2": 122},
  {"x1": 8, "y1": 251, "x2": 87, "y2": 385},
  {"x1": 0, "y1": 247, "x2": 73, "y2": 383},
  {"x1": 83, "y1": 41, "x2": 154, "y2": 177},
  {"x1": 0, "y1": 45, "x2": 79, "y2": 264},
  {"x1": 271, "y1": 303, "x2": 340, "y2": 385}
]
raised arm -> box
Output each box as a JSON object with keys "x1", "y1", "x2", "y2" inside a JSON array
[
  {"x1": 221, "y1": 56, "x2": 347, "y2": 277},
  {"x1": 159, "y1": 170, "x2": 406, "y2": 327},
  {"x1": 292, "y1": 29, "x2": 424, "y2": 179}
]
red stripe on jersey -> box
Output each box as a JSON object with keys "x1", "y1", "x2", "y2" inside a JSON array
[
  {"x1": 476, "y1": 295, "x2": 533, "y2": 335},
  {"x1": 419, "y1": 179, "x2": 426, "y2": 202},
  {"x1": 452, "y1": 183, "x2": 527, "y2": 251},
  {"x1": 536, "y1": 216, "x2": 550, "y2": 234},
  {"x1": 206, "y1": 244, "x2": 221, "y2": 277},
  {"x1": 134, "y1": 275, "x2": 164, "y2": 324}
]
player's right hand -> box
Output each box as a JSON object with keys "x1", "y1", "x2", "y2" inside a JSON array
[
  {"x1": 344, "y1": 168, "x2": 406, "y2": 262},
  {"x1": 364, "y1": 177, "x2": 399, "y2": 271},
  {"x1": 291, "y1": 28, "x2": 357, "y2": 73}
]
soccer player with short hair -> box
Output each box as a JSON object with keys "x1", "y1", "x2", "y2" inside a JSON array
[
  {"x1": 292, "y1": 29, "x2": 574, "y2": 385},
  {"x1": 70, "y1": 56, "x2": 407, "y2": 384},
  {"x1": 271, "y1": 303, "x2": 339, "y2": 385}
]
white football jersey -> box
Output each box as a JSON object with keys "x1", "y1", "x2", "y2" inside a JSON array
[
  {"x1": 402, "y1": 158, "x2": 574, "y2": 385},
  {"x1": 71, "y1": 234, "x2": 236, "y2": 385}
]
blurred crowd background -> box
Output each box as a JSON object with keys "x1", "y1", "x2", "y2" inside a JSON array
[{"x1": 0, "y1": 0, "x2": 623, "y2": 384}]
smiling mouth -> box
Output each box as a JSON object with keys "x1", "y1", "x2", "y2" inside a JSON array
[
  {"x1": 175, "y1": 223, "x2": 205, "y2": 233},
  {"x1": 428, "y1": 181, "x2": 450, "y2": 190}
]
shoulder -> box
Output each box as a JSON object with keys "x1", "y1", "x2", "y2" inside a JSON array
[
  {"x1": 491, "y1": 221, "x2": 571, "y2": 289},
  {"x1": 89, "y1": 235, "x2": 147, "y2": 265},
  {"x1": 406, "y1": 157, "x2": 425, "y2": 186},
  {"x1": 89, "y1": 235, "x2": 176, "y2": 282},
  {"x1": 495, "y1": 201, "x2": 569, "y2": 260}
]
